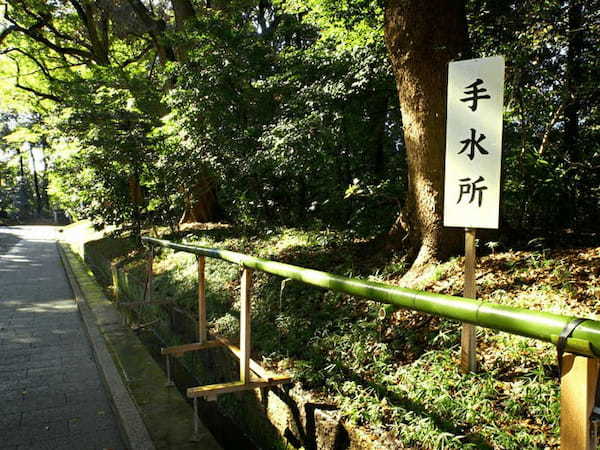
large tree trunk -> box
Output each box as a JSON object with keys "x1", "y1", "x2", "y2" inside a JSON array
[
  {"x1": 179, "y1": 176, "x2": 219, "y2": 224},
  {"x1": 28, "y1": 146, "x2": 42, "y2": 217},
  {"x1": 172, "y1": 0, "x2": 196, "y2": 28},
  {"x1": 384, "y1": 0, "x2": 468, "y2": 269},
  {"x1": 17, "y1": 148, "x2": 25, "y2": 178},
  {"x1": 171, "y1": 0, "x2": 196, "y2": 60},
  {"x1": 127, "y1": 0, "x2": 219, "y2": 224},
  {"x1": 40, "y1": 138, "x2": 51, "y2": 211},
  {"x1": 172, "y1": 0, "x2": 221, "y2": 224},
  {"x1": 128, "y1": 173, "x2": 144, "y2": 243}
]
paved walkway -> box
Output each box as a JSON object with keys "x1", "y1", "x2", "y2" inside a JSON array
[{"x1": 0, "y1": 226, "x2": 125, "y2": 450}]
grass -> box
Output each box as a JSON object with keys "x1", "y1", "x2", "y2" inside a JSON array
[
  {"x1": 75, "y1": 222, "x2": 599, "y2": 449},
  {"x1": 60, "y1": 219, "x2": 110, "y2": 257}
]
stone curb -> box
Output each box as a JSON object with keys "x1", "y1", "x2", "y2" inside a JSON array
[{"x1": 57, "y1": 242, "x2": 156, "y2": 450}]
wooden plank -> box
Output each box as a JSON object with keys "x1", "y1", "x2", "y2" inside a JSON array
[
  {"x1": 187, "y1": 376, "x2": 292, "y2": 399},
  {"x1": 213, "y1": 336, "x2": 274, "y2": 380},
  {"x1": 240, "y1": 268, "x2": 253, "y2": 384},
  {"x1": 197, "y1": 256, "x2": 207, "y2": 344},
  {"x1": 161, "y1": 340, "x2": 224, "y2": 356},
  {"x1": 160, "y1": 336, "x2": 287, "y2": 379},
  {"x1": 461, "y1": 228, "x2": 477, "y2": 373},
  {"x1": 560, "y1": 353, "x2": 599, "y2": 450}
]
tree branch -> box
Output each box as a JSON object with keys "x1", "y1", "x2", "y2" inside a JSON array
[
  {"x1": 126, "y1": 0, "x2": 176, "y2": 62},
  {"x1": 117, "y1": 42, "x2": 153, "y2": 68},
  {"x1": 67, "y1": 0, "x2": 87, "y2": 20},
  {"x1": 538, "y1": 103, "x2": 565, "y2": 155},
  {"x1": 67, "y1": 0, "x2": 109, "y2": 64},
  {"x1": 9, "y1": 56, "x2": 61, "y2": 102},
  {"x1": 1, "y1": 47, "x2": 83, "y2": 81},
  {"x1": 43, "y1": 16, "x2": 92, "y2": 51},
  {"x1": 15, "y1": 0, "x2": 91, "y2": 50},
  {"x1": 126, "y1": 0, "x2": 166, "y2": 33},
  {"x1": 1, "y1": 47, "x2": 55, "y2": 81},
  {"x1": 0, "y1": 24, "x2": 17, "y2": 46},
  {"x1": 3, "y1": 5, "x2": 94, "y2": 62},
  {"x1": 15, "y1": 82, "x2": 60, "y2": 102}
]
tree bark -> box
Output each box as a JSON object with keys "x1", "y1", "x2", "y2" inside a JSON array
[
  {"x1": 41, "y1": 148, "x2": 51, "y2": 211},
  {"x1": 73, "y1": 0, "x2": 110, "y2": 65},
  {"x1": 171, "y1": 0, "x2": 220, "y2": 224},
  {"x1": 127, "y1": 0, "x2": 176, "y2": 63},
  {"x1": 172, "y1": 0, "x2": 196, "y2": 29},
  {"x1": 384, "y1": 0, "x2": 468, "y2": 268},
  {"x1": 171, "y1": 0, "x2": 196, "y2": 60},
  {"x1": 17, "y1": 148, "x2": 25, "y2": 178},
  {"x1": 124, "y1": 0, "x2": 219, "y2": 224},
  {"x1": 179, "y1": 176, "x2": 219, "y2": 223},
  {"x1": 28, "y1": 146, "x2": 42, "y2": 216}
]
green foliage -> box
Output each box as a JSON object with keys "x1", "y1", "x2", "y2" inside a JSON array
[
  {"x1": 2, "y1": 1, "x2": 595, "y2": 447},
  {"x1": 163, "y1": 11, "x2": 402, "y2": 233},
  {"x1": 276, "y1": 0, "x2": 384, "y2": 47},
  {"x1": 468, "y1": 0, "x2": 600, "y2": 232},
  {"x1": 0, "y1": 113, "x2": 53, "y2": 219},
  {"x1": 50, "y1": 71, "x2": 162, "y2": 233},
  {"x1": 4, "y1": 0, "x2": 598, "y2": 240}
]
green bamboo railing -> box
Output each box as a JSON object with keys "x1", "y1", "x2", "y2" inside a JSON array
[{"x1": 143, "y1": 236, "x2": 600, "y2": 359}]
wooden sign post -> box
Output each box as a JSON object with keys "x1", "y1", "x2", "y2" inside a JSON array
[
  {"x1": 461, "y1": 228, "x2": 477, "y2": 372},
  {"x1": 444, "y1": 56, "x2": 505, "y2": 373}
]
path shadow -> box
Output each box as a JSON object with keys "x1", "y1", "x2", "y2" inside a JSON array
[{"x1": 0, "y1": 230, "x2": 21, "y2": 254}]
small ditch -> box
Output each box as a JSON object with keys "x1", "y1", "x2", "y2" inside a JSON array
[
  {"x1": 104, "y1": 258, "x2": 288, "y2": 449},
  {"x1": 86, "y1": 253, "x2": 263, "y2": 449},
  {"x1": 130, "y1": 323, "x2": 260, "y2": 450}
]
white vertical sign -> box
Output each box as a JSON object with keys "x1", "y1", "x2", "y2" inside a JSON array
[{"x1": 443, "y1": 56, "x2": 505, "y2": 229}]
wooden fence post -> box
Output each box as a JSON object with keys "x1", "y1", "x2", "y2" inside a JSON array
[
  {"x1": 197, "y1": 255, "x2": 207, "y2": 344},
  {"x1": 240, "y1": 268, "x2": 253, "y2": 384},
  {"x1": 111, "y1": 262, "x2": 120, "y2": 302},
  {"x1": 561, "y1": 353, "x2": 599, "y2": 450},
  {"x1": 144, "y1": 247, "x2": 154, "y2": 303}
]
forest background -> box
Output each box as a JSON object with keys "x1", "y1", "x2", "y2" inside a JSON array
[{"x1": 0, "y1": 0, "x2": 597, "y2": 263}]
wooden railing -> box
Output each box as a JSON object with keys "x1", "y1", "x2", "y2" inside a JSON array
[{"x1": 142, "y1": 236, "x2": 600, "y2": 449}]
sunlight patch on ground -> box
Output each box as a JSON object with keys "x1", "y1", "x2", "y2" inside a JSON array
[{"x1": 17, "y1": 301, "x2": 76, "y2": 312}]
